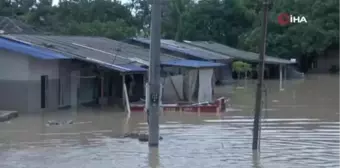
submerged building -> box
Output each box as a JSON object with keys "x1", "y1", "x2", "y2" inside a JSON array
[{"x1": 0, "y1": 34, "x2": 222, "y2": 113}]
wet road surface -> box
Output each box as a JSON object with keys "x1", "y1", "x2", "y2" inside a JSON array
[{"x1": 0, "y1": 74, "x2": 338, "y2": 168}]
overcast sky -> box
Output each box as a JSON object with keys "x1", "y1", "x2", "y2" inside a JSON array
[{"x1": 52, "y1": 0, "x2": 130, "y2": 6}]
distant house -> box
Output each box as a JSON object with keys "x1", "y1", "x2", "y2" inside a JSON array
[
  {"x1": 0, "y1": 16, "x2": 40, "y2": 34},
  {"x1": 308, "y1": 47, "x2": 339, "y2": 74},
  {"x1": 127, "y1": 37, "x2": 233, "y2": 84},
  {"x1": 181, "y1": 40, "x2": 303, "y2": 79},
  {"x1": 127, "y1": 37, "x2": 304, "y2": 82}
]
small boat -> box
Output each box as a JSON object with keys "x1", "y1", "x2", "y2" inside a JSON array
[{"x1": 130, "y1": 97, "x2": 227, "y2": 113}]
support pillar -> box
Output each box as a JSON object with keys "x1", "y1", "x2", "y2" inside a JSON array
[
  {"x1": 159, "y1": 83, "x2": 163, "y2": 114},
  {"x1": 122, "y1": 74, "x2": 126, "y2": 111},
  {"x1": 99, "y1": 73, "x2": 108, "y2": 105},
  {"x1": 70, "y1": 70, "x2": 80, "y2": 109},
  {"x1": 148, "y1": 0, "x2": 161, "y2": 147},
  {"x1": 284, "y1": 65, "x2": 287, "y2": 87}
]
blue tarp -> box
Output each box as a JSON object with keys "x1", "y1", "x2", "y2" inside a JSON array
[
  {"x1": 162, "y1": 60, "x2": 224, "y2": 68},
  {"x1": 0, "y1": 37, "x2": 68, "y2": 59}
]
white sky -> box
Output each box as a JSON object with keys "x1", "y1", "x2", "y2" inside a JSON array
[{"x1": 52, "y1": 0, "x2": 130, "y2": 6}]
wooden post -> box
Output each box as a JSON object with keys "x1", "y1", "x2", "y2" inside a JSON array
[
  {"x1": 122, "y1": 74, "x2": 126, "y2": 111},
  {"x1": 145, "y1": 82, "x2": 149, "y2": 114},
  {"x1": 279, "y1": 64, "x2": 284, "y2": 91},
  {"x1": 197, "y1": 106, "x2": 201, "y2": 116},
  {"x1": 101, "y1": 76, "x2": 104, "y2": 98},
  {"x1": 123, "y1": 79, "x2": 131, "y2": 118},
  {"x1": 159, "y1": 83, "x2": 163, "y2": 115},
  {"x1": 284, "y1": 65, "x2": 287, "y2": 88}
]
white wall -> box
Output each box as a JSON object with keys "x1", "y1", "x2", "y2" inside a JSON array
[
  {"x1": 0, "y1": 50, "x2": 29, "y2": 80},
  {"x1": 0, "y1": 49, "x2": 64, "y2": 112},
  {"x1": 0, "y1": 49, "x2": 29, "y2": 112},
  {"x1": 58, "y1": 60, "x2": 73, "y2": 107},
  {"x1": 27, "y1": 57, "x2": 60, "y2": 112}
]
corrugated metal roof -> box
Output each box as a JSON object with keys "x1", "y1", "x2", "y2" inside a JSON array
[
  {"x1": 0, "y1": 37, "x2": 68, "y2": 59},
  {"x1": 119, "y1": 64, "x2": 147, "y2": 72},
  {"x1": 162, "y1": 60, "x2": 224, "y2": 68},
  {"x1": 132, "y1": 37, "x2": 231, "y2": 60},
  {"x1": 184, "y1": 41, "x2": 294, "y2": 64},
  {"x1": 2, "y1": 34, "x2": 183, "y2": 66},
  {"x1": 83, "y1": 57, "x2": 146, "y2": 73},
  {"x1": 0, "y1": 35, "x2": 146, "y2": 73}
]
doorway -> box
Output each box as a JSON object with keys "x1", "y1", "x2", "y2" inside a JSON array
[{"x1": 41, "y1": 75, "x2": 48, "y2": 109}]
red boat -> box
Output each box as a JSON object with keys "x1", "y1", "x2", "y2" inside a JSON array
[{"x1": 130, "y1": 97, "x2": 227, "y2": 113}]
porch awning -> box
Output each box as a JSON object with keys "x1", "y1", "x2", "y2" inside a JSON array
[{"x1": 81, "y1": 57, "x2": 147, "y2": 73}]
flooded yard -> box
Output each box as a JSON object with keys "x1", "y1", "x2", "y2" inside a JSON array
[{"x1": 0, "y1": 74, "x2": 338, "y2": 168}]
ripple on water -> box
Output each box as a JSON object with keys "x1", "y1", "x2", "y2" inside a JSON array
[{"x1": 0, "y1": 117, "x2": 338, "y2": 168}]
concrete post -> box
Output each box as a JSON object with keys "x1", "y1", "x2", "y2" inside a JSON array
[
  {"x1": 148, "y1": 0, "x2": 161, "y2": 147},
  {"x1": 252, "y1": 0, "x2": 269, "y2": 150}
]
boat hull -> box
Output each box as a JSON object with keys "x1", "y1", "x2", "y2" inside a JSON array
[{"x1": 130, "y1": 97, "x2": 226, "y2": 113}]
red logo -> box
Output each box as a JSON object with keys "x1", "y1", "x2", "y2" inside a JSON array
[{"x1": 278, "y1": 13, "x2": 290, "y2": 26}]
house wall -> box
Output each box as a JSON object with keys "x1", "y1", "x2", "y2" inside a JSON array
[
  {"x1": 315, "y1": 50, "x2": 339, "y2": 73},
  {"x1": 0, "y1": 49, "x2": 67, "y2": 113},
  {"x1": 0, "y1": 49, "x2": 29, "y2": 112},
  {"x1": 58, "y1": 60, "x2": 98, "y2": 108},
  {"x1": 58, "y1": 60, "x2": 73, "y2": 107},
  {"x1": 0, "y1": 48, "x2": 146, "y2": 112},
  {"x1": 27, "y1": 57, "x2": 60, "y2": 113}
]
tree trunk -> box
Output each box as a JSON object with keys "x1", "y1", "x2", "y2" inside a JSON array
[{"x1": 175, "y1": 14, "x2": 183, "y2": 42}]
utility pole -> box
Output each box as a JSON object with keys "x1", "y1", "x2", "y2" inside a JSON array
[
  {"x1": 148, "y1": 0, "x2": 161, "y2": 147},
  {"x1": 252, "y1": 0, "x2": 269, "y2": 150}
]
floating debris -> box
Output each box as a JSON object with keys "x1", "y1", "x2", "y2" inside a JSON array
[
  {"x1": 46, "y1": 120, "x2": 74, "y2": 126},
  {"x1": 0, "y1": 111, "x2": 18, "y2": 122},
  {"x1": 123, "y1": 132, "x2": 163, "y2": 142}
]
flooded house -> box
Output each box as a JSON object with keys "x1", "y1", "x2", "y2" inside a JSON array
[
  {"x1": 127, "y1": 38, "x2": 304, "y2": 85},
  {"x1": 126, "y1": 37, "x2": 233, "y2": 85},
  {"x1": 184, "y1": 41, "x2": 307, "y2": 92},
  {"x1": 0, "y1": 34, "x2": 184, "y2": 113},
  {"x1": 181, "y1": 41, "x2": 304, "y2": 80},
  {"x1": 0, "y1": 34, "x2": 222, "y2": 113},
  {"x1": 305, "y1": 46, "x2": 339, "y2": 74}
]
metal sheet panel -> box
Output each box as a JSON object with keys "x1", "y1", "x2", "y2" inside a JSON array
[
  {"x1": 185, "y1": 41, "x2": 294, "y2": 64},
  {"x1": 3, "y1": 35, "x2": 182, "y2": 65},
  {"x1": 132, "y1": 37, "x2": 230, "y2": 60},
  {"x1": 0, "y1": 36, "x2": 146, "y2": 73},
  {"x1": 0, "y1": 38, "x2": 68, "y2": 59},
  {"x1": 78, "y1": 56, "x2": 147, "y2": 73},
  {"x1": 162, "y1": 60, "x2": 224, "y2": 68}
]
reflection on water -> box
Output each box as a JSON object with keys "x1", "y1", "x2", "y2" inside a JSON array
[
  {"x1": 252, "y1": 151, "x2": 262, "y2": 168},
  {"x1": 148, "y1": 147, "x2": 160, "y2": 168},
  {"x1": 0, "y1": 75, "x2": 338, "y2": 168}
]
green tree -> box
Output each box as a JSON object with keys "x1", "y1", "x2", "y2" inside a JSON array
[{"x1": 239, "y1": 0, "x2": 339, "y2": 59}]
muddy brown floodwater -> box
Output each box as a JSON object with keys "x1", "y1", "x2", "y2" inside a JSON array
[{"x1": 0, "y1": 74, "x2": 339, "y2": 168}]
